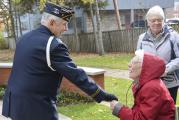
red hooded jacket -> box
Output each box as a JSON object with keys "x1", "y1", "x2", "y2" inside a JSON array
[{"x1": 119, "y1": 52, "x2": 175, "y2": 120}]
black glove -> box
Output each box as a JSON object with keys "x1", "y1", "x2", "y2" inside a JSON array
[
  {"x1": 104, "y1": 92, "x2": 118, "y2": 102},
  {"x1": 93, "y1": 89, "x2": 118, "y2": 103}
]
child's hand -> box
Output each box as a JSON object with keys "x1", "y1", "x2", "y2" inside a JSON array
[{"x1": 110, "y1": 100, "x2": 119, "y2": 111}]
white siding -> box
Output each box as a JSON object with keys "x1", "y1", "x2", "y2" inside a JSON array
[{"x1": 104, "y1": 0, "x2": 174, "y2": 10}]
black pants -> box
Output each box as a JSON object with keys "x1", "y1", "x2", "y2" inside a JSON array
[{"x1": 168, "y1": 86, "x2": 178, "y2": 104}]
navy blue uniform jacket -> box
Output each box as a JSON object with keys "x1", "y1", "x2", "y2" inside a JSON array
[{"x1": 2, "y1": 25, "x2": 103, "y2": 120}]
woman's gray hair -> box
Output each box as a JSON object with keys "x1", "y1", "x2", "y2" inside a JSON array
[
  {"x1": 41, "y1": 12, "x2": 62, "y2": 25},
  {"x1": 146, "y1": 5, "x2": 165, "y2": 21},
  {"x1": 134, "y1": 49, "x2": 144, "y2": 64}
]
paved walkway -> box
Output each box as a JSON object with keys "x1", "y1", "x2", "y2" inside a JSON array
[
  {"x1": 0, "y1": 101, "x2": 2, "y2": 114},
  {"x1": 104, "y1": 68, "x2": 129, "y2": 79},
  {"x1": 0, "y1": 69, "x2": 128, "y2": 120}
]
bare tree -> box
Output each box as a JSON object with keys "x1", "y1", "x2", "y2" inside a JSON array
[
  {"x1": 9, "y1": 0, "x2": 17, "y2": 42},
  {"x1": 95, "y1": 0, "x2": 104, "y2": 55},
  {"x1": 72, "y1": 8, "x2": 80, "y2": 53},
  {"x1": 113, "y1": 0, "x2": 121, "y2": 29},
  {"x1": 0, "y1": 1, "x2": 10, "y2": 36},
  {"x1": 89, "y1": 3, "x2": 98, "y2": 53},
  {"x1": 0, "y1": 0, "x2": 16, "y2": 42}
]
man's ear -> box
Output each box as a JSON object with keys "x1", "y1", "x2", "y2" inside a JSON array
[{"x1": 49, "y1": 19, "x2": 55, "y2": 26}]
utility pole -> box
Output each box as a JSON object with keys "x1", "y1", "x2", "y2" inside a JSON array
[{"x1": 113, "y1": 0, "x2": 121, "y2": 29}]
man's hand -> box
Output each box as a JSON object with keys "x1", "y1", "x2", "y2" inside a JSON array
[
  {"x1": 93, "y1": 90, "x2": 118, "y2": 103},
  {"x1": 104, "y1": 93, "x2": 118, "y2": 102}
]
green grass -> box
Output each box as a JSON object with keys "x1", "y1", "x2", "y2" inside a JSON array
[
  {"x1": 105, "y1": 77, "x2": 134, "y2": 107},
  {"x1": 59, "y1": 77, "x2": 179, "y2": 120},
  {"x1": 59, "y1": 103, "x2": 117, "y2": 120},
  {"x1": 58, "y1": 77, "x2": 134, "y2": 120},
  {"x1": 71, "y1": 53, "x2": 134, "y2": 70},
  {"x1": 58, "y1": 76, "x2": 179, "y2": 120},
  {"x1": 0, "y1": 51, "x2": 133, "y2": 70},
  {"x1": 0, "y1": 32, "x2": 7, "y2": 49}
]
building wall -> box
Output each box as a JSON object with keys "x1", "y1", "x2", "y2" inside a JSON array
[
  {"x1": 105, "y1": 0, "x2": 174, "y2": 10},
  {"x1": 84, "y1": 14, "x2": 93, "y2": 32},
  {"x1": 14, "y1": 0, "x2": 176, "y2": 35},
  {"x1": 84, "y1": 9, "x2": 148, "y2": 32},
  {"x1": 165, "y1": 2, "x2": 179, "y2": 18},
  {"x1": 82, "y1": 0, "x2": 174, "y2": 32},
  {"x1": 85, "y1": 11, "x2": 125, "y2": 32},
  {"x1": 101, "y1": 11, "x2": 119, "y2": 31}
]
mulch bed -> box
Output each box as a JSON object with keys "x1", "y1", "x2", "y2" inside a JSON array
[{"x1": 0, "y1": 49, "x2": 14, "y2": 62}]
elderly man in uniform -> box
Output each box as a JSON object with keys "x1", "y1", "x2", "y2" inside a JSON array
[{"x1": 2, "y1": 2, "x2": 118, "y2": 120}]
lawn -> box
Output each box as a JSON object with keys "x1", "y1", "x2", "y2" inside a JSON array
[
  {"x1": 72, "y1": 53, "x2": 134, "y2": 70},
  {"x1": 0, "y1": 50, "x2": 134, "y2": 70},
  {"x1": 0, "y1": 50, "x2": 179, "y2": 120},
  {"x1": 59, "y1": 76, "x2": 179, "y2": 120},
  {"x1": 58, "y1": 77, "x2": 134, "y2": 120}
]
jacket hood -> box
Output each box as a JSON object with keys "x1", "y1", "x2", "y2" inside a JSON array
[{"x1": 139, "y1": 52, "x2": 165, "y2": 87}]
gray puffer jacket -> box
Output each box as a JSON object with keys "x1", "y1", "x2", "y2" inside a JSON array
[{"x1": 137, "y1": 25, "x2": 179, "y2": 88}]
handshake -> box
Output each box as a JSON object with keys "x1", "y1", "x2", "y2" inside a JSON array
[
  {"x1": 92, "y1": 89, "x2": 121, "y2": 117},
  {"x1": 92, "y1": 89, "x2": 118, "y2": 103}
]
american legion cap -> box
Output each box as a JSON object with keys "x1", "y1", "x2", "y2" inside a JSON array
[{"x1": 44, "y1": 2, "x2": 74, "y2": 22}]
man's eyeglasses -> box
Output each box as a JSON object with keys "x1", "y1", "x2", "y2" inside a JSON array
[{"x1": 149, "y1": 19, "x2": 163, "y2": 23}]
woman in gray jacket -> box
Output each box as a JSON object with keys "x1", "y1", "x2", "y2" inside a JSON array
[{"x1": 137, "y1": 5, "x2": 179, "y2": 103}]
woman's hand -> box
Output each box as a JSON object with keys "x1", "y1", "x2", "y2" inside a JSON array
[{"x1": 110, "y1": 100, "x2": 119, "y2": 111}]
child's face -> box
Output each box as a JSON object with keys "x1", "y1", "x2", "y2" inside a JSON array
[{"x1": 128, "y1": 56, "x2": 142, "y2": 81}]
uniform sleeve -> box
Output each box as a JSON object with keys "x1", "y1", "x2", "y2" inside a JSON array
[
  {"x1": 50, "y1": 40, "x2": 103, "y2": 98},
  {"x1": 119, "y1": 86, "x2": 163, "y2": 120},
  {"x1": 166, "y1": 31, "x2": 179, "y2": 73}
]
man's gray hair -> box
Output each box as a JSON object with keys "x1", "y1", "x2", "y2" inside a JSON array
[
  {"x1": 146, "y1": 5, "x2": 165, "y2": 21},
  {"x1": 41, "y1": 12, "x2": 62, "y2": 25}
]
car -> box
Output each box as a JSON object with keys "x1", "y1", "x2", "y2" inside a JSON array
[
  {"x1": 166, "y1": 18, "x2": 179, "y2": 25},
  {"x1": 130, "y1": 20, "x2": 147, "y2": 28}
]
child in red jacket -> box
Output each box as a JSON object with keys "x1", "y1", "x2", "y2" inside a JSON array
[{"x1": 110, "y1": 50, "x2": 175, "y2": 120}]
